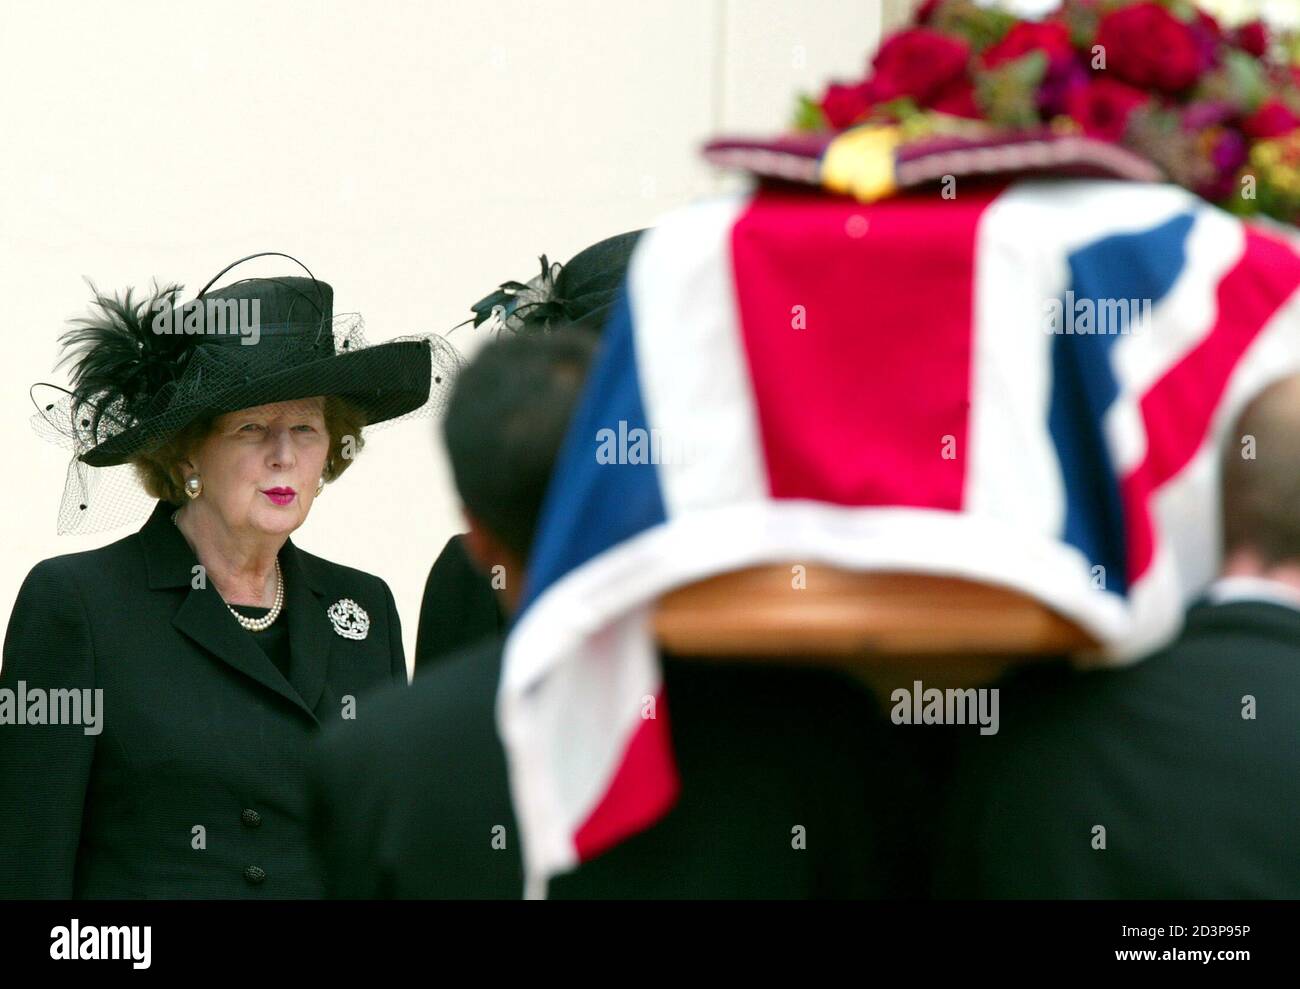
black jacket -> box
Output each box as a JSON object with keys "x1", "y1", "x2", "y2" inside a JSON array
[
  {"x1": 311, "y1": 638, "x2": 908, "y2": 898},
  {"x1": 0, "y1": 499, "x2": 406, "y2": 899},
  {"x1": 935, "y1": 600, "x2": 1300, "y2": 898},
  {"x1": 413, "y1": 534, "x2": 503, "y2": 676}
]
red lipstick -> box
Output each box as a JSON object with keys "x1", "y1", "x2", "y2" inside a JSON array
[{"x1": 263, "y1": 487, "x2": 296, "y2": 506}]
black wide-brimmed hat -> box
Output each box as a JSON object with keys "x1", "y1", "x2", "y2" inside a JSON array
[
  {"x1": 54, "y1": 256, "x2": 438, "y2": 467},
  {"x1": 33, "y1": 253, "x2": 460, "y2": 532},
  {"x1": 466, "y1": 230, "x2": 645, "y2": 334}
]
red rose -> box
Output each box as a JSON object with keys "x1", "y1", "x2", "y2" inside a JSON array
[
  {"x1": 1190, "y1": 10, "x2": 1224, "y2": 71},
  {"x1": 1095, "y1": 2, "x2": 1204, "y2": 93},
  {"x1": 869, "y1": 27, "x2": 971, "y2": 106},
  {"x1": 981, "y1": 21, "x2": 1075, "y2": 70},
  {"x1": 1236, "y1": 21, "x2": 1269, "y2": 58},
  {"x1": 819, "y1": 81, "x2": 873, "y2": 129},
  {"x1": 1242, "y1": 99, "x2": 1300, "y2": 139},
  {"x1": 930, "y1": 77, "x2": 980, "y2": 119},
  {"x1": 1066, "y1": 78, "x2": 1150, "y2": 142},
  {"x1": 1194, "y1": 9, "x2": 1223, "y2": 41}
]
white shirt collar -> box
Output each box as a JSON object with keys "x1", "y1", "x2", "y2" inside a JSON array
[{"x1": 1206, "y1": 576, "x2": 1300, "y2": 613}]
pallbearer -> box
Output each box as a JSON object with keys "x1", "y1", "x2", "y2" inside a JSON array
[{"x1": 414, "y1": 231, "x2": 643, "y2": 673}]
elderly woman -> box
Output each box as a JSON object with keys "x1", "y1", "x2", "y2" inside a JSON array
[{"x1": 0, "y1": 263, "x2": 441, "y2": 898}]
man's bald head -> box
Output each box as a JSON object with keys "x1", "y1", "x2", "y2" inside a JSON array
[{"x1": 1221, "y1": 373, "x2": 1300, "y2": 570}]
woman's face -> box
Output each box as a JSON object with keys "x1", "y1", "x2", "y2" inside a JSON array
[{"x1": 185, "y1": 396, "x2": 330, "y2": 538}]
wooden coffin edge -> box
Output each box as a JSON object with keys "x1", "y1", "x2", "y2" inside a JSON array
[{"x1": 652, "y1": 565, "x2": 1097, "y2": 661}]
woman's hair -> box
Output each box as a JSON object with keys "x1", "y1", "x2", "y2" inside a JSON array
[{"x1": 131, "y1": 395, "x2": 369, "y2": 505}]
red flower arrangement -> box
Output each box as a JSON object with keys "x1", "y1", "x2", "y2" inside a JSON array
[
  {"x1": 798, "y1": 0, "x2": 1300, "y2": 224},
  {"x1": 982, "y1": 22, "x2": 1074, "y2": 70},
  {"x1": 1095, "y1": 2, "x2": 1206, "y2": 93},
  {"x1": 869, "y1": 27, "x2": 972, "y2": 107},
  {"x1": 1068, "y1": 78, "x2": 1150, "y2": 141}
]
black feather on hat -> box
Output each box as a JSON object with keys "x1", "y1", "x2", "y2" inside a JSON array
[
  {"x1": 54, "y1": 260, "x2": 436, "y2": 467},
  {"x1": 466, "y1": 230, "x2": 646, "y2": 334},
  {"x1": 55, "y1": 281, "x2": 191, "y2": 443},
  {"x1": 31, "y1": 252, "x2": 460, "y2": 533}
]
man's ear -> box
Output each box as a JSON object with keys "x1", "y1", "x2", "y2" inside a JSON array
[
  {"x1": 461, "y1": 513, "x2": 519, "y2": 580},
  {"x1": 461, "y1": 512, "x2": 527, "y2": 612}
]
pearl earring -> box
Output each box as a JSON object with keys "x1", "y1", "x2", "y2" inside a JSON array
[
  {"x1": 184, "y1": 474, "x2": 203, "y2": 499},
  {"x1": 316, "y1": 476, "x2": 325, "y2": 496}
]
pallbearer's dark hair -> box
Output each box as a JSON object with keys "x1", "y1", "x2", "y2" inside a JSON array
[
  {"x1": 1220, "y1": 374, "x2": 1300, "y2": 566},
  {"x1": 444, "y1": 327, "x2": 598, "y2": 561}
]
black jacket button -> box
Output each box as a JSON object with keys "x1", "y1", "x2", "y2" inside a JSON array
[
  {"x1": 241, "y1": 808, "x2": 262, "y2": 828},
  {"x1": 244, "y1": 865, "x2": 267, "y2": 885}
]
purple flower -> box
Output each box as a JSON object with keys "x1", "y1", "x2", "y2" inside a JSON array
[
  {"x1": 1038, "y1": 58, "x2": 1089, "y2": 119},
  {"x1": 1182, "y1": 100, "x2": 1237, "y2": 132},
  {"x1": 1211, "y1": 128, "x2": 1247, "y2": 173},
  {"x1": 1198, "y1": 128, "x2": 1248, "y2": 200},
  {"x1": 1189, "y1": 17, "x2": 1223, "y2": 73}
]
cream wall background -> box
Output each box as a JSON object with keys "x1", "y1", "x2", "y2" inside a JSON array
[{"x1": 0, "y1": 1, "x2": 887, "y2": 673}]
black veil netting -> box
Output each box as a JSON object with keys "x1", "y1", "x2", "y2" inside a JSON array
[{"x1": 31, "y1": 304, "x2": 463, "y2": 536}]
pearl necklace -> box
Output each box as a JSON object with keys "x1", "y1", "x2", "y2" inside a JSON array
[{"x1": 172, "y1": 509, "x2": 285, "y2": 631}]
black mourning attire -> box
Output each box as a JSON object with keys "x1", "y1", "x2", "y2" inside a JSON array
[
  {"x1": 413, "y1": 535, "x2": 504, "y2": 675},
  {"x1": 935, "y1": 599, "x2": 1300, "y2": 898},
  {"x1": 3, "y1": 264, "x2": 439, "y2": 898},
  {"x1": 0, "y1": 499, "x2": 407, "y2": 898},
  {"x1": 311, "y1": 638, "x2": 910, "y2": 898},
  {"x1": 234, "y1": 606, "x2": 293, "y2": 683}
]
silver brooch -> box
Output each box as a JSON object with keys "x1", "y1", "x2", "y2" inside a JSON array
[{"x1": 327, "y1": 598, "x2": 370, "y2": 640}]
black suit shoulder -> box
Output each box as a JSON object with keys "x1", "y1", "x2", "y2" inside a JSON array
[
  {"x1": 313, "y1": 649, "x2": 904, "y2": 899},
  {"x1": 323, "y1": 637, "x2": 500, "y2": 762},
  {"x1": 549, "y1": 659, "x2": 901, "y2": 899},
  {"x1": 9, "y1": 521, "x2": 396, "y2": 619},
  {"x1": 16, "y1": 527, "x2": 145, "y2": 595},
  {"x1": 413, "y1": 535, "x2": 504, "y2": 675},
  {"x1": 311, "y1": 638, "x2": 521, "y2": 898},
  {"x1": 295, "y1": 545, "x2": 391, "y2": 597},
  {"x1": 937, "y1": 601, "x2": 1300, "y2": 898}
]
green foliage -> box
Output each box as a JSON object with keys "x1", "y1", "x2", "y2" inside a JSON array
[
  {"x1": 931, "y1": 0, "x2": 1017, "y2": 54},
  {"x1": 1195, "y1": 50, "x2": 1269, "y2": 113},
  {"x1": 975, "y1": 50, "x2": 1048, "y2": 128},
  {"x1": 792, "y1": 93, "x2": 829, "y2": 133}
]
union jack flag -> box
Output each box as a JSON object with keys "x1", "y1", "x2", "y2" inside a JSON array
[{"x1": 499, "y1": 179, "x2": 1300, "y2": 897}]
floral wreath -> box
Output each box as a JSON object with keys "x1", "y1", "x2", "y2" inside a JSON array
[{"x1": 780, "y1": 1, "x2": 1300, "y2": 222}]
